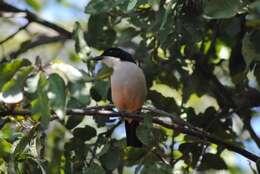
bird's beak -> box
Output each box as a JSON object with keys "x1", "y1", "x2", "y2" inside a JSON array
[
  {"x1": 88, "y1": 56, "x2": 103, "y2": 62},
  {"x1": 89, "y1": 55, "x2": 115, "y2": 68}
]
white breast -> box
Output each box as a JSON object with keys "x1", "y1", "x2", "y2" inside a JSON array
[{"x1": 111, "y1": 62, "x2": 147, "y2": 112}]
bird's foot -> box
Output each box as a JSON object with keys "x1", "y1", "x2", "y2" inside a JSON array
[{"x1": 119, "y1": 111, "x2": 134, "y2": 123}]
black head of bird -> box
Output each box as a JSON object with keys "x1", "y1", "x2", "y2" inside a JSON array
[{"x1": 100, "y1": 48, "x2": 136, "y2": 63}]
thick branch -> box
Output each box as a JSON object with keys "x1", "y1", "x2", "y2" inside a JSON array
[
  {"x1": 0, "y1": 107, "x2": 259, "y2": 163},
  {"x1": 0, "y1": 2, "x2": 72, "y2": 38}
]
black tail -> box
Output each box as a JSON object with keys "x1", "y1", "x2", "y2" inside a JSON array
[{"x1": 125, "y1": 120, "x2": 142, "y2": 147}]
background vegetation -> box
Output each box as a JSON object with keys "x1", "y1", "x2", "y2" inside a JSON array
[{"x1": 0, "y1": 0, "x2": 260, "y2": 173}]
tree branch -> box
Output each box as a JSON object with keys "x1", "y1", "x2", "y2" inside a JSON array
[
  {"x1": 195, "y1": 15, "x2": 260, "y2": 149},
  {"x1": 244, "y1": 116, "x2": 260, "y2": 149},
  {"x1": 6, "y1": 35, "x2": 68, "y2": 60},
  {"x1": 196, "y1": 56, "x2": 260, "y2": 150},
  {"x1": 0, "y1": 2, "x2": 73, "y2": 61},
  {"x1": 0, "y1": 22, "x2": 30, "y2": 45},
  {"x1": 0, "y1": 107, "x2": 259, "y2": 163},
  {"x1": 0, "y1": 1, "x2": 72, "y2": 38}
]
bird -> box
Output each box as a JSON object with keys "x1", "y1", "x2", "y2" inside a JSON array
[{"x1": 91, "y1": 48, "x2": 147, "y2": 147}]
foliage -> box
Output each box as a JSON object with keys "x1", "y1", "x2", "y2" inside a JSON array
[{"x1": 0, "y1": 0, "x2": 260, "y2": 173}]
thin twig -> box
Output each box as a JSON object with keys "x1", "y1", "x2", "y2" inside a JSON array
[
  {"x1": 6, "y1": 35, "x2": 68, "y2": 59},
  {"x1": 170, "y1": 130, "x2": 175, "y2": 167},
  {"x1": 0, "y1": 22, "x2": 30, "y2": 45},
  {"x1": 143, "y1": 106, "x2": 187, "y2": 126},
  {"x1": 0, "y1": 2, "x2": 72, "y2": 61},
  {"x1": 244, "y1": 116, "x2": 260, "y2": 149},
  {"x1": 192, "y1": 144, "x2": 208, "y2": 174},
  {"x1": 88, "y1": 121, "x2": 122, "y2": 167},
  {"x1": 0, "y1": 2, "x2": 72, "y2": 38}
]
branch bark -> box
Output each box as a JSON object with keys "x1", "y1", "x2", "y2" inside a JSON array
[{"x1": 0, "y1": 107, "x2": 259, "y2": 163}]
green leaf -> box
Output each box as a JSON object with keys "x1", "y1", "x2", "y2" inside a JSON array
[
  {"x1": 158, "y1": 2, "x2": 174, "y2": 47},
  {"x1": 100, "y1": 147, "x2": 121, "y2": 170},
  {"x1": 64, "y1": 137, "x2": 88, "y2": 170},
  {"x1": 256, "y1": 159, "x2": 260, "y2": 174},
  {"x1": 0, "y1": 59, "x2": 31, "y2": 91},
  {"x1": 246, "y1": 2, "x2": 260, "y2": 27},
  {"x1": 65, "y1": 137, "x2": 85, "y2": 152},
  {"x1": 0, "y1": 159, "x2": 8, "y2": 173},
  {"x1": 178, "y1": 143, "x2": 227, "y2": 170},
  {"x1": 85, "y1": 14, "x2": 116, "y2": 49},
  {"x1": 48, "y1": 74, "x2": 66, "y2": 119},
  {"x1": 73, "y1": 125, "x2": 97, "y2": 141},
  {"x1": 94, "y1": 65, "x2": 113, "y2": 80},
  {"x1": 68, "y1": 81, "x2": 90, "y2": 106},
  {"x1": 97, "y1": 144, "x2": 110, "y2": 157},
  {"x1": 84, "y1": 163, "x2": 105, "y2": 174},
  {"x1": 160, "y1": 1, "x2": 173, "y2": 30},
  {"x1": 153, "y1": 127, "x2": 167, "y2": 142},
  {"x1": 255, "y1": 64, "x2": 260, "y2": 86},
  {"x1": 178, "y1": 15, "x2": 205, "y2": 44},
  {"x1": 127, "y1": 0, "x2": 138, "y2": 11},
  {"x1": 35, "y1": 132, "x2": 45, "y2": 161},
  {"x1": 93, "y1": 116, "x2": 110, "y2": 127},
  {"x1": 1, "y1": 66, "x2": 33, "y2": 103},
  {"x1": 49, "y1": 62, "x2": 83, "y2": 82},
  {"x1": 25, "y1": 0, "x2": 42, "y2": 11},
  {"x1": 117, "y1": 28, "x2": 139, "y2": 45},
  {"x1": 31, "y1": 74, "x2": 50, "y2": 129},
  {"x1": 242, "y1": 32, "x2": 260, "y2": 67},
  {"x1": 69, "y1": 53, "x2": 81, "y2": 62},
  {"x1": 13, "y1": 124, "x2": 39, "y2": 156},
  {"x1": 130, "y1": 10, "x2": 154, "y2": 29},
  {"x1": 179, "y1": 142, "x2": 201, "y2": 163},
  {"x1": 249, "y1": 30, "x2": 260, "y2": 54},
  {"x1": 136, "y1": 117, "x2": 154, "y2": 145},
  {"x1": 126, "y1": 148, "x2": 146, "y2": 165},
  {"x1": 22, "y1": 156, "x2": 46, "y2": 174},
  {"x1": 141, "y1": 163, "x2": 172, "y2": 174},
  {"x1": 90, "y1": 87, "x2": 102, "y2": 102},
  {"x1": 65, "y1": 116, "x2": 84, "y2": 130},
  {"x1": 72, "y1": 22, "x2": 90, "y2": 61},
  {"x1": 73, "y1": 22, "x2": 83, "y2": 53},
  {"x1": 47, "y1": 122, "x2": 66, "y2": 174},
  {"x1": 148, "y1": 91, "x2": 179, "y2": 113},
  {"x1": 67, "y1": 97, "x2": 83, "y2": 109},
  {"x1": 204, "y1": 0, "x2": 241, "y2": 19},
  {"x1": 85, "y1": 0, "x2": 121, "y2": 14},
  {"x1": 0, "y1": 138, "x2": 12, "y2": 158},
  {"x1": 0, "y1": 117, "x2": 10, "y2": 130},
  {"x1": 92, "y1": 80, "x2": 110, "y2": 100},
  {"x1": 26, "y1": 73, "x2": 40, "y2": 94},
  {"x1": 198, "y1": 153, "x2": 227, "y2": 170}
]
